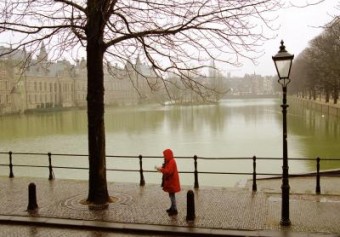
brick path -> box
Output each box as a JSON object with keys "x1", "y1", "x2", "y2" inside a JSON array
[{"x1": 0, "y1": 176, "x2": 339, "y2": 236}]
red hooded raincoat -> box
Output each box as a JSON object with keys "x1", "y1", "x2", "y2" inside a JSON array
[{"x1": 161, "y1": 149, "x2": 181, "y2": 193}]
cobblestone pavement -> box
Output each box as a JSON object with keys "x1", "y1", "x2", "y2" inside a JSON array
[{"x1": 0, "y1": 176, "x2": 339, "y2": 236}]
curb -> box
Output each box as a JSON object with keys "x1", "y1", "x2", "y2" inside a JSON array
[{"x1": 0, "y1": 215, "x2": 338, "y2": 237}]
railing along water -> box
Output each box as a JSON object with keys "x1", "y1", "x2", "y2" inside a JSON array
[{"x1": 0, "y1": 151, "x2": 339, "y2": 195}]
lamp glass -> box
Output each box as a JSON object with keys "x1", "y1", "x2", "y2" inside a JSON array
[{"x1": 275, "y1": 59, "x2": 292, "y2": 79}]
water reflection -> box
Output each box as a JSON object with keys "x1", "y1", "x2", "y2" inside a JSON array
[
  {"x1": 0, "y1": 110, "x2": 87, "y2": 139},
  {"x1": 289, "y1": 101, "x2": 340, "y2": 169}
]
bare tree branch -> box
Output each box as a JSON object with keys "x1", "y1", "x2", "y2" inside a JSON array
[{"x1": 3, "y1": 0, "x2": 319, "y2": 205}]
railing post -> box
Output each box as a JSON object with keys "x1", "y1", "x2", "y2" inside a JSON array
[
  {"x1": 316, "y1": 157, "x2": 321, "y2": 194},
  {"x1": 139, "y1": 155, "x2": 145, "y2": 186},
  {"x1": 252, "y1": 156, "x2": 257, "y2": 192},
  {"x1": 9, "y1": 151, "x2": 14, "y2": 178},
  {"x1": 48, "y1": 152, "x2": 55, "y2": 180},
  {"x1": 194, "y1": 155, "x2": 199, "y2": 189}
]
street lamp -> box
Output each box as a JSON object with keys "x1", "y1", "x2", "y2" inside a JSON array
[{"x1": 272, "y1": 40, "x2": 294, "y2": 226}]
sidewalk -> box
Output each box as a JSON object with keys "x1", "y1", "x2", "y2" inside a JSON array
[{"x1": 0, "y1": 176, "x2": 339, "y2": 236}]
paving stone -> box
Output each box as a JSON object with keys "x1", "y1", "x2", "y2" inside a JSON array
[{"x1": 0, "y1": 176, "x2": 339, "y2": 236}]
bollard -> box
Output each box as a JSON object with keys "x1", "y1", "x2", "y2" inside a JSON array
[
  {"x1": 186, "y1": 190, "x2": 195, "y2": 222},
  {"x1": 27, "y1": 183, "x2": 38, "y2": 212}
]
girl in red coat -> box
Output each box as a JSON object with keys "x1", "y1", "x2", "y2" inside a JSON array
[{"x1": 156, "y1": 148, "x2": 181, "y2": 216}]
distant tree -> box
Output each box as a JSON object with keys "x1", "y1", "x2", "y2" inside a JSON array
[
  {"x1": 306, "y1": 36, "x2": 326, "y2": 100},
  {"x1": 323, "y1": 19, "x2": 340, "y2": 104},
  {"x1": 291, "y1": 17, "x2": 340, "y2": 103},
  {"x1": 0, "y1": 0, "x2": 282, "y2": 206}
]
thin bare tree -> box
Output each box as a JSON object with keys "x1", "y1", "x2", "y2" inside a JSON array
[{"x1": 0, "y1": 0, "x2": 283, "y2": 206}]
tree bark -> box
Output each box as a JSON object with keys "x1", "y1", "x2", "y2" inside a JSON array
[
  {"x1": 86, "y1": 0, "x2": 110, "y2": 205},
  {"x1": 325, "y1": 86, "x2": 330, "y2": 103},
  {"x1": 333, "y1": 85, "x2": 339, "y2": 104},
  {"x1": 312, "y1": 88, "x2": 316, "y2": 101}
]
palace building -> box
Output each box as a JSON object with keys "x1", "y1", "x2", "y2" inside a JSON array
[{"x1": 0, "y1": 44, "x2": 160, "y2": 115}]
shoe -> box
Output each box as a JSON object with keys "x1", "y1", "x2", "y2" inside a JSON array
[
  {"x1": 168, "y1": 209, "x2": 178, "y2": 216},
  {"x1": 166, "y1": 208, "x2": 172, "y2": 213}
]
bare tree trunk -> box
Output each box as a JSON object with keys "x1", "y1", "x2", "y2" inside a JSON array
[
  {"x1": 86, "y1": 0, "x2": 109, "y2": 205},
  {"x1": 312, "y1": 88, "x2": 317, "y2": 100},
  {"x1": 325, "y1": 86, "x2": 330, "y2": 103},
  {"x1": 333, "y1": 85, "x2": 339, "y2": 104}
]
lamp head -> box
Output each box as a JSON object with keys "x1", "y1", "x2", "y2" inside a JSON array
[{"x1": 272, "y1": 40, "x2": 294, "y2": 86}]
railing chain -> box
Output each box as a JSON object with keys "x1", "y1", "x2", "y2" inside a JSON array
[{"x1": 1, "y1": 151, "x2": 338, "y2": 193}]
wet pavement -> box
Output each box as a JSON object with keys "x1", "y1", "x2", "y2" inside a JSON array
[{"x1": 0, "y1": 176, "x2": 339, "y2": 236}]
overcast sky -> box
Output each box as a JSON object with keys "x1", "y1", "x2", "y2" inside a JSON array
[
  {"x1": 226, "y1": 0, "x2": 339, "y2": 77},
  {"x1": 0, "y1": 0, "x2": 338, "y2": 78}
]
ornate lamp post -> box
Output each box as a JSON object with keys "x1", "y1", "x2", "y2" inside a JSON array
[{"x1": 272, "y1": 40, "x2": 294, "y2": 226}]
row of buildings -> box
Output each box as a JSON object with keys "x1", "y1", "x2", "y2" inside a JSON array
[
  {"x1": 225, "y1": 74, "x2": 276, "y2": 97},
  {"x1": 0, "y1": 43, "x2": 162, "y2": 115},
  {"x1": 0, "y1": 43, "x2": 276, "y2": 115}
]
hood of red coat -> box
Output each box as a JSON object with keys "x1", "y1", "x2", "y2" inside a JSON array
[{"x1": 163, "y1": 149, "x2": 174, "y2": 162}]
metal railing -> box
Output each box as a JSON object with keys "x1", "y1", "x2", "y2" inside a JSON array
[{"x1": 1, "y1": 151, "x2": 339, "y2": 194}]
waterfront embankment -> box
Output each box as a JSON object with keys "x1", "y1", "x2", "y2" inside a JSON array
[{"x1": 290, "y1": 96, "x2": 340, "y2": 117}]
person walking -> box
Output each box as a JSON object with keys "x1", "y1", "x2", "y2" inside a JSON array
[{"x1": 156, "y1": 148, "x2": 181, "y2": 216}]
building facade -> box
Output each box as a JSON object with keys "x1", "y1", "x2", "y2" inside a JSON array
[{"x1": 0, "y1": 45, "x2": 159, "y2": 115}]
